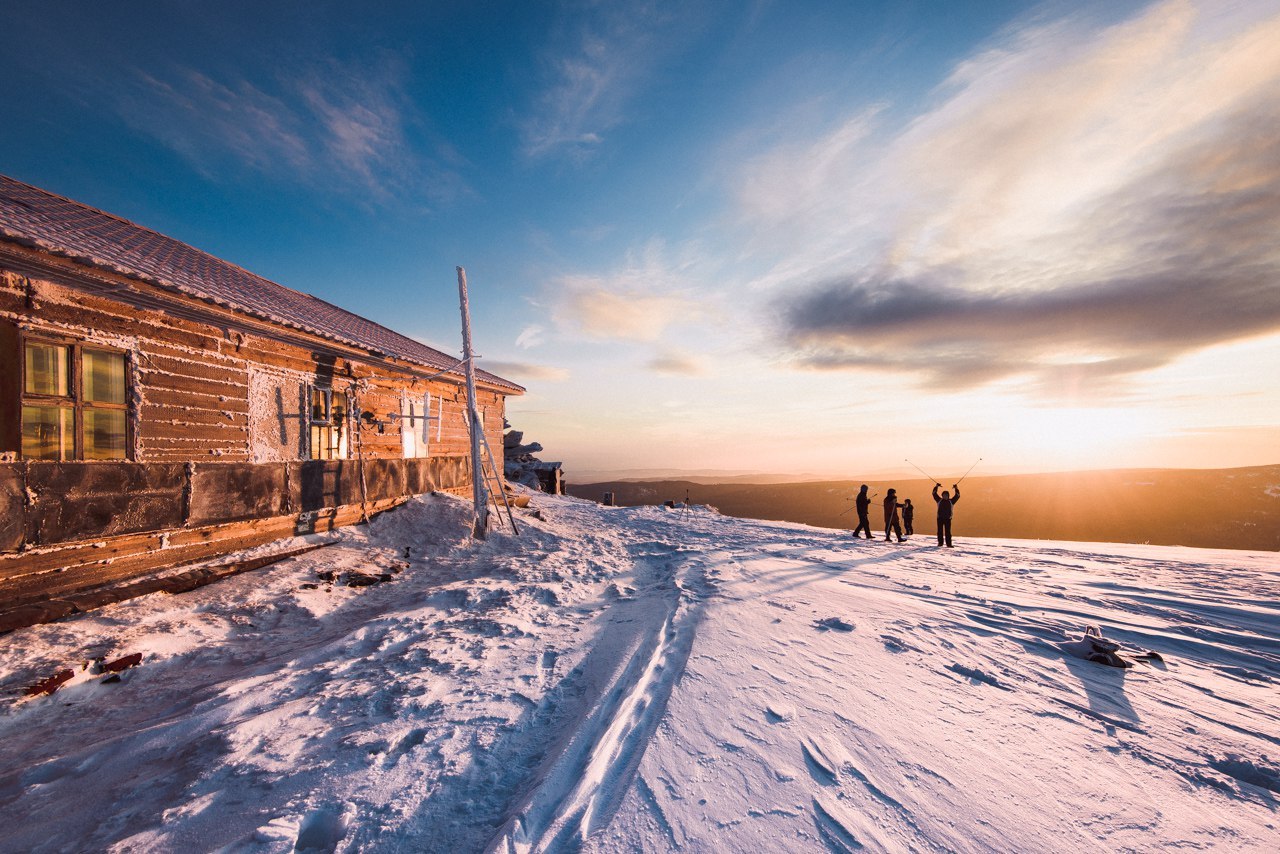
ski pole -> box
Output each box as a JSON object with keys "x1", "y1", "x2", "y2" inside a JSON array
[
  {"x1": 837, "y1": 491, "x2": 876, "y2": 516},
  {"x1": 905, "y1": 459, "x2": 938, "y2": 483},
  {"x1": 955, "y1": 457, "x2": 982, "y2": 485}
]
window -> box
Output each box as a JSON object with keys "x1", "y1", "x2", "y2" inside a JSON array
[
  {"x1": 308, "y1": 386, "x2": 347, "y2": 460},
  {"x1": 400, "y1": 392, "x2": 432, "y2": 459},
  {"x1": 21, "y1": 339, "x2": 129, "y2": 460}
]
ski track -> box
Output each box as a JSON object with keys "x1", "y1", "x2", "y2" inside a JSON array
[
  {"x1": 0, "y1": 494, "x2": 1277, "y2": 852},
  {"x1": 589, "y1": 518, "x2": 1280, "y2": 852},
  {"x1": 483, "y1": 557, "x2": 708, "y2": 853}
]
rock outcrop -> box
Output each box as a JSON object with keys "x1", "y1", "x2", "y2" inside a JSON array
[{"x1": 503, "y1": 423, "x2": 565, "y2": 494}]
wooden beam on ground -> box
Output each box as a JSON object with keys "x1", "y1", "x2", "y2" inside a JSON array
[{"x1": 0, "y1": 541, "x2": 339, "y2": 635}]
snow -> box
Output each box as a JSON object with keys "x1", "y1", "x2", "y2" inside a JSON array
[{"x1": 0, "y1": 493, "x2": 1277, "y2": 852}]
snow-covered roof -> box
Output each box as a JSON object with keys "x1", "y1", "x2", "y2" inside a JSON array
[{"x1": 0, "y1": 174, "x2": 523, "y2": 393}]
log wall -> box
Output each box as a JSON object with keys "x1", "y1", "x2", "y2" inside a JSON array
[
  {"x1": 0, "y1": 457, "x2": 469, "y2": 612},
  {"x1": 0, "y1": 247, "x2": 515, "y2": 614},
  {"x1": 0, "y1": 263, "x2": 508, "y2": 466}
]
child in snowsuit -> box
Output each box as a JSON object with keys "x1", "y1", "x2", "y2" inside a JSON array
[
  {"x1": 853, "y1": 484, "x2": 874, "y2": 539},
  {"x1": 883, "y1": 488, "x2": 905, "y2": 542},
  {"x1": 933, "y1": 483, "x2": 959, "y2": 547},
  {"x1": 902, "y1": 499, "x2": 914, "y2": 536}
]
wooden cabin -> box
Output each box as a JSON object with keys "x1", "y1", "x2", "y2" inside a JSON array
[{"x1": 0, "y1": 174, "x2": 523, "y2": 624}]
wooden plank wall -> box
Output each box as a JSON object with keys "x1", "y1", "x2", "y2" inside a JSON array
[
  {"x1": 0, "y1": 457, "x2": 471, "y2": 612},
  {"x1": 0, "y1": 255, "x2": 514, "y2": 614},
  {"x1": 0, "y1": 266, "x2": 508, "y2": 465}
]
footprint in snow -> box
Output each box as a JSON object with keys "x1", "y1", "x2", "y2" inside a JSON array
[
  {"x1": 880, "y1": 634, "x2": 913, "y2": 653},
  {"x1": 382, "y1": 728, "x2": 429, "y2": 769},
  {"x1": 811, "y1": 793, "x2": 881, "y2": 853},
  {"x1": 946, "y1": 663, "x2": 1012, "y2": 691},
  {"x1": 773, "y1": 764, "x2": 799, "y2": 782},
  {"x1": 801, "y1": 735, "x2": 850, "y2": 786},
  {"x1": 1208, "y1": 755, "x2": 1280, "y2": 794},
  {"x1": 765, "y1": 702, "x2": 796, "y2": 723},
  {"x1": 539, "y1": 649, "x2": 558, "y2": 685},
  {"x1": 814, "y1": 617, "x2": 855, "y2": 632},
  {"x1": 294, "y1": 805, "x2": 349, "y2": 853},
  {"x1": 1221, "y1": 666, "x2": 1272, "y2": 684}
]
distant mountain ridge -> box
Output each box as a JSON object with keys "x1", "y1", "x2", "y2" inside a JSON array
[
  {"x1": 569, "y1": 468, "x2": 838, "y2": 484},
  {"x1": 569, "y1": 464, "x2": 1280, "y2": 551}
]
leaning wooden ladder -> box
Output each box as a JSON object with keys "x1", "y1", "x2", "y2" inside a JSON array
[{"x1": 478, "y1": 430, "x2": 519, "y2": 534}]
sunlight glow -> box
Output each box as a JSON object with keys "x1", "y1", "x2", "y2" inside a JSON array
[{"x1": 999, "y1": 406, "x2": 1157, "y2": 466}]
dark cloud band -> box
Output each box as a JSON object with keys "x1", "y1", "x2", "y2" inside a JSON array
[{"x1": 779, "y1": 93, "x2": 1280, "y2": 390}]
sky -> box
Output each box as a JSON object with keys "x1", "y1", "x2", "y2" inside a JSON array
[{"x1": 3, "y1": 0, "x2": 1279, "y2": 480}]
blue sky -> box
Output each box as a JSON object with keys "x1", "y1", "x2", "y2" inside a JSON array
[{"x1": 5, "y1": 1, "x2": 1279, "y2": 478}]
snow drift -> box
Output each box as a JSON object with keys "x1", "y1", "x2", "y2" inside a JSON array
[{"x1": 0, "y1": 492, "x2": 1276, "y2": 852}]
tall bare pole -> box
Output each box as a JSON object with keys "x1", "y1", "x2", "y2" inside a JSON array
[{"x1": 456, "y1": 266, "x2": 489, "y2": 539}]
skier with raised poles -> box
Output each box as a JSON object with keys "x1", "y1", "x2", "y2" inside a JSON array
[
  {"x1": 933, "y1": 483, "x2": 960, "y2": 548},
  {"x1": 852, "y1": 484, "x2": 874, "y2": 540},
  {"x1": 883, "y1": 488, "x2": 905, "y2": 543}
]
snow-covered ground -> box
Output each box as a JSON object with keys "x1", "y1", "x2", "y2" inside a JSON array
[{"x1": 0, "y1": 493, "x2": 1277, "y2": 853}]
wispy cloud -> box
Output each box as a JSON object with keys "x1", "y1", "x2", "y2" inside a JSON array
[
  {"x1": 113, "y1": 56, "x2": 465, "y2": 205},
  {"x1": 481, "y1": 360, "x2": 571, "y2": 383},
  {"x1": 520, "y1": 2, "x2": 706, "y2": 159},
  {"x1": 515, "y1": 324, "x2": 546, "y2": 349},
  {"x1": 647, "y1": 349, "x2": 709, "y2": 376},
  {"x1": 551, "y1": 239, "x2": 704, "y2": 341},
  {"x1": 122, "y1": 70, "x2": 310, "y2": 176},
  {"x1": 560, "y1": 286, "x2": 693, "y2": 342},
  {"x1": 738, "y1": 1, "x2": 1280, "y2": 390}
]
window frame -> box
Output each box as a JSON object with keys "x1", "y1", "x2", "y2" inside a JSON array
[
  {"x1": 20, "y1": 334, "x2": 132, "y2": 461},
  {"x1": 307, "y1": 384, "x2": 349, "y2": 461},
  {"x1": 400, "y1": 391, "x2": 433, "y2": 459}
]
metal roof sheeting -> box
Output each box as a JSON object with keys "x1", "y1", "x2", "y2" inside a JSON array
[{"x1": 0, "y1": 174, "x2": 523, "y2": 393}]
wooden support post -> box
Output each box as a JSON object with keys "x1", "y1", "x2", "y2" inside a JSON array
[{"x1": 456, "y1": 266, "x2": 489, "y2": 539}]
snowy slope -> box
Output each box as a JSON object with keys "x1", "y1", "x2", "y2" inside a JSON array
[{"x1": 0, "y1": 493, "x2": 1276, "y2": 853}]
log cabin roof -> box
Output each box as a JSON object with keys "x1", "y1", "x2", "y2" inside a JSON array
[{"x1": 0, "y1": 174, "x2": 523, "y2": 393}]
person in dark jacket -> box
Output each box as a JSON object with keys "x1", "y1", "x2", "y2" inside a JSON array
[
  {"x1": 902, "y1": 499, "x2": 914, "y2": 536},
  {"x1": 883, "y1": 488, "x2": 905, "y2": 542},
  {"x1": 933, "y1": 483, "x2": 960, "y2": 547},
  {"x1": 852, "y1": 484, "x2": 874, "y2": 539}
]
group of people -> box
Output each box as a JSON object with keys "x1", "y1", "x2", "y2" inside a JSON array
[{"x1": 851, "y1": 483, "x2": 961, "y2": 547}]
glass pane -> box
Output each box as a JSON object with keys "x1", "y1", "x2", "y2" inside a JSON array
[
  {"x1": 84, "y1": 408, "x2": 127, "y2": 460},
  {"x1": 24, "y1": 342, "x2": 70, "y2": 396},
  {"x1": 83, "y1": 349, "x2": 127, "y2": 404},
  {"x1": 311, "y1": 388, "x2": 329, "y2": 422},
  {"x1": 22, "y1": 405, "x2": 72, "y2": 460},
  {"x1": 311, "y1": 424, "x2": 331, "y2": 460}
]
